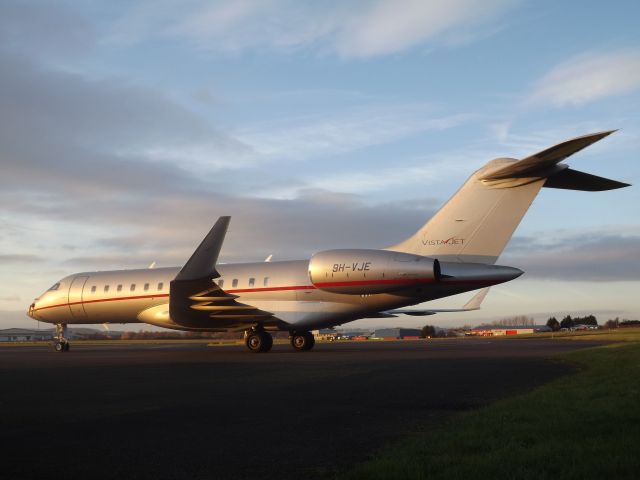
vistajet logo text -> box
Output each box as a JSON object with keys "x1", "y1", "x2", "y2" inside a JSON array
[{"x1": 421, "y1": 236, "x2": 465, "y2": 246}]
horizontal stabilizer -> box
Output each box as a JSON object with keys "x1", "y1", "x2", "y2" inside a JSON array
[
  {"x1": 482, "y1": 131, "x2": 616, "y2": 181},
  {"x1": 384, "y1": 287, "x2": 490, "y2": 316},
  {"x1": 543, "y1": 168, "x2": 630, "y2": 191}
]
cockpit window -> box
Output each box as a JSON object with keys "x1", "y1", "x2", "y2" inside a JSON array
[{"x1": 48, "y1": 283, "x2": 60, "y2": 291}]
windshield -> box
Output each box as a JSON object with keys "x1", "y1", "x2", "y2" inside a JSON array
[{"x1": 48, "y1": 282, "x2": 60, "y2": 291}]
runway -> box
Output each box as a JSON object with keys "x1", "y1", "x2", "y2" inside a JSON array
[{"x1": 0, "y1": 339, "x2": 602, "y2": 479}]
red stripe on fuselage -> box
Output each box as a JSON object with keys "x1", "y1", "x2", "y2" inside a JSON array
[{"x1": 32, "y1": 277, "x2": 495, "y2": 313}]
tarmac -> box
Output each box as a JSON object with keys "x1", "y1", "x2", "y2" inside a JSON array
[{"x1": 0, "y1": 338, "x2": 603, "y2": 479}]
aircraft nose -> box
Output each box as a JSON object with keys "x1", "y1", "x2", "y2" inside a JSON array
[{"x1": 27, "y1": 302, "x2": 37, "y2": 319}]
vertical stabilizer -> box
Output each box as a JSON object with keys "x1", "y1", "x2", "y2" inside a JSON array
[
  {"x1": 387, "y1": 163, "x2": 544, "y2": 263},
  {"x1": 387, "y1": 131, "x2": 627, "y2": 264}
]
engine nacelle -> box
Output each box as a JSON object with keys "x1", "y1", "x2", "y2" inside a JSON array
[{"x1": 308, "y1": 249, "x2": 440, "y2": 295}]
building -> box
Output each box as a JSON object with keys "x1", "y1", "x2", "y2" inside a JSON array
[
  {"x1": 0, "y1": 328, "x2": 54, "y2": 342},
  {"x1": 312, "y1": 329, "x2": 340, "y2": 341},
  {"x1": 374, "y1": 328, "x2": 422, "y2": 340},
  {"x1": 468, "y1": 325, "x2": 551, "y2": 336}
]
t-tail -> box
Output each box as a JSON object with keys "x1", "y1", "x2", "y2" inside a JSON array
[{"x1": 387, "y1": 131, "x2": 630, "y2": 264}]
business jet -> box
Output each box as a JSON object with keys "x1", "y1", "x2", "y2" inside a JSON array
[{"x1": 28, "y1": 131, "x2": 629, "y2": 352}]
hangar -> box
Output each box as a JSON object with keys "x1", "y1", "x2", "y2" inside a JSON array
[
  {"x1": 374, "y1": 328, "x2": 422, "y2": 340},
  {"x1": 0, "y1": 328, "x2": 53, "y2": 342}
]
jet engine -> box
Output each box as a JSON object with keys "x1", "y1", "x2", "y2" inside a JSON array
[{"x1": 308, "y1": 249, "x2": 440, "y2": 294}]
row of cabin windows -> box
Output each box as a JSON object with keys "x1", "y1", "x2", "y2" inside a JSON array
[
  {"x1": 217, "y1": 277, "x2": 269, "y2": 289},
  {"x1": 89, "y1": 282, "x2": 164, "y2": 294},
  {"x1": 87, "y1": 277, "x2": 270, "y2": 294}
]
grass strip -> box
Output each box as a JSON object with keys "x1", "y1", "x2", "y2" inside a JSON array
[{"x1": 342, "y1": 343, "x2": 640, "y2": 480}]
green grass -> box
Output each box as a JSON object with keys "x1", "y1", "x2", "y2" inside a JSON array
[
  {"x1": 511, "y1": 327, "x2": 640, "y2": 342},
  {"x1": 342, "y1": 342, "x2": 640, "y2": 480}
]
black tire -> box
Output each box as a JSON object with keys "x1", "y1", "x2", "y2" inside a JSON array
[
  {"x1": 54, "y1": 341, "x2": 64, "y2": 353},
  {"x1": 290, "y1": 332, "x2": 315, "y2": 351},
  {"x1": 245, "y1": 331, "x2": 272, "y2": 353},
  {"x1": 63, "y1": 342, "x2": 70, "y2": 352},
  {"x1": 262, "y1": 332, "x2": 273, "y2": 352}
]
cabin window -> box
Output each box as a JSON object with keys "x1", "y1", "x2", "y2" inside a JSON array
[
  {"x1": 130, "y1": 284, "x2": 136, "y2": 292},
  {"x1": 144, "y1": 283, "x2": 149, "y2": 291},
  {"x1": 117, "y1": 284, "x2": 122, "y2": 292},
  {"x1": 90, "y1": 286, "x2": 96, "y2": 293},
  {"x1": 232, "y1": 279, "x2": 238, "y2": 288},
  {"x1": 263, "y1": 277, "x2": 269, "y2": 287},
  {"x1": 249, "y1": 277, "x2": 255, "y2": 287},
  {"x1": 157, "y1": 282, "x2": 164, "y2": 291},
  {"x1": 218, "y1": 279, "x2": 224, "y2": 288},
  {"x1": 104, "y1": 285, "x2": 110, "y2": 293}
]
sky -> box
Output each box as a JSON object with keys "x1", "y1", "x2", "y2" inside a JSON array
[{"x1": 1, "y1": 0, "x2": 639, "y2": 330}]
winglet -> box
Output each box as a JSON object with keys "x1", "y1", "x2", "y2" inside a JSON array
[
  {"x1": 174, "y1": 216, "x2": 230, "y2": 281},
  {"x1": 462, "y1": 287, "x2": 490, "y2": 310}
]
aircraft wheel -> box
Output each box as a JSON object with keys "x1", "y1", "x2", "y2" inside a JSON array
[
  {"x1": 63, "y1": 342, "x2": 70, "y2": 352},
  {"x1": 262, "y1": 332, "x2": 273, "y2": 352},
  {"x1": 290, "y1": 332, "x2": 315, "y2": 351},
  {"x1": 245, "y1": 331, "x2": 272, "y2": 353},
  {"x1": 54, "y1": 341, "x2": 65, "y2": 353}
]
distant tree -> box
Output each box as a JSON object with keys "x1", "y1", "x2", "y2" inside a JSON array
[
  {"x1": 560, "y1": 315, "x2": 574, "y2": 329},
  {"x1": 620, "y1": 319, "x2": 640, "y2": 327},
  {"x1": 546, "y1": 317, "x2": 560, "y2": 331},
  {"x1": 421, "y1": 325, "x2": 436, "y2": 338},
  {"x1": 577, "y1": 315, "x2": 598, "y2": 326},
  {"x1": 605, "y1": 318, "x2": 619, "y2": 329}
]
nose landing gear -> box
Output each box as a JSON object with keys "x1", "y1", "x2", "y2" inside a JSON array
[{"x1": 53, "y1": 323, "x2": 70, "y2": 352}]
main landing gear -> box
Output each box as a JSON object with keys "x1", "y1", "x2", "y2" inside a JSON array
[
  {"x1": 53, "y1": 323, "x2": 70, "y2": 353},
  {"x1": 244, "y1": 328, "x2": 273, "y2": 353},
  {"x1": 290, "y1": 331, "x2": 315, "y2": 351},
  {"x1": 243, "y1": 328, "x2": 317, "y2": 352}
]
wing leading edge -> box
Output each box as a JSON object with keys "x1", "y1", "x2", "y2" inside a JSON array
[{"x1": 170, "y1": 216, "x2": 274, "y2": 330}]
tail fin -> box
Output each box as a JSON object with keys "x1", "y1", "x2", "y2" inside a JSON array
[{"x1": 387, "y1": 131, "x2": 629, "y2": 264}]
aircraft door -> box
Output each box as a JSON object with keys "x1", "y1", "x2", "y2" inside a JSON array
[{"x1": 68, "y1": 275, "x2": 89, "y2": 320}]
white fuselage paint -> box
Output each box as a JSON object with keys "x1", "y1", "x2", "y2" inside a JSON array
[{"x1": 28, "y1": 260, "x2": 503, "y2": 332}]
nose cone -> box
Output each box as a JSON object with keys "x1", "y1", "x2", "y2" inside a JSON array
[{"x1": 27, "y1": 302, "x2": 37, "y2": 319}]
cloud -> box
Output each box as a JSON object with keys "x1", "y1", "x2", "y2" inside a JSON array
[
  {"x1": 0, "y1": 47, "x2": 253, "y2": 203},
  {"x1": 0, "y1": 0, "x2": 95, "y2": 61},
  {"x1": 238, "y1": 106, "x2": 473, "y2": 162},
  {"x1": 0, "y1": 254, "x2": 43, "y2": 264},
  {"x1": 502, "y1": 233, "x2": 640, "y2": 281},
  {"x1": 51, "y1": 189, "x2": 438, "y2": 266},
  {"x1": 110, "y1": 0, "x2": 518, "y2": 58},
  {"x1": 334, "y1": 0, "x2": 515, "y2": 58},
  {"x1": 528, "y1": 49, "x2": 640, "y2": 107}
]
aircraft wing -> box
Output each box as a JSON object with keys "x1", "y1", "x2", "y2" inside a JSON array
[
  {"x1": 169, "y1": 216, "x2": 274, "y2": 330},
  {"x1": 383, "y1": 287, "x2": 490, "y2": 317}
]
